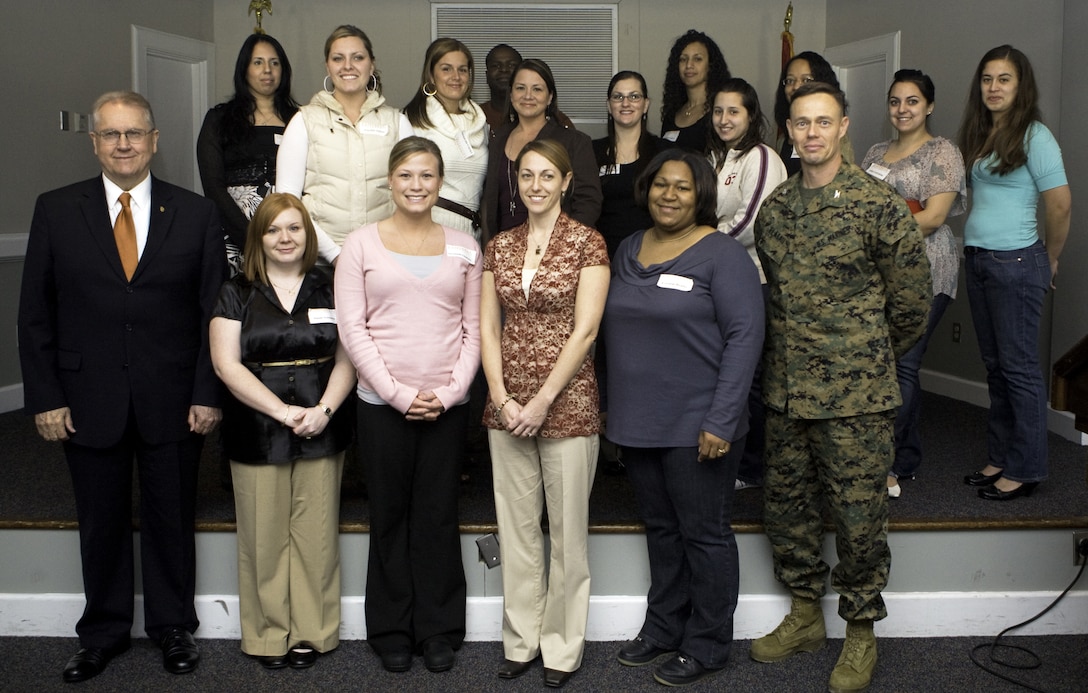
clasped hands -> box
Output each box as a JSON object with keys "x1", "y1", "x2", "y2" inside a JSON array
[
  {"x1": 406, "y1": 391, "x2": 445, "y2": 421},
  {"x1": 499, "y1": 396, "x2": 548, "y2": 438}
]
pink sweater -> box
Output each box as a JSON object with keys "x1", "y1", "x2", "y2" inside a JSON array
[{"x1": 335, "y1": 222, "x2": 482, "y2": 413}]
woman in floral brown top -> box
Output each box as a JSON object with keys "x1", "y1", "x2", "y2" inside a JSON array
[{"x1": 480, "y1": 139, "x2": 609, "y2": 688}]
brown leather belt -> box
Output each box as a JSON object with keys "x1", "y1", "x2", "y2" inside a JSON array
[{"x1": 435, "y1": 197, "x2": 481, "y2": 231}]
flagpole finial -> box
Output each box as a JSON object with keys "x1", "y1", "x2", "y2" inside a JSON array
[
  {"x1": 784, "y1": 3, "x2": 793, "y2": 33},
  {"x1": 248, "y1": 0, "x2": 273, "y2": 35}
]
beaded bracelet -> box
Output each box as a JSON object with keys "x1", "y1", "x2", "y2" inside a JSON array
[{"x1": 495, "y1": 394, "x2": 518, "y2": 417}]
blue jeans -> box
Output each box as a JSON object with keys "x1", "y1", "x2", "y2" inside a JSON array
[
  {"x1": 891, "y1": 292, "x2": 952, "y2": 478},
  {"x1": 622, "y1": 443, "x2": 741, "y2": 669},
  {"x1": 964, "y1": 241, "x2": 1050, "y2": 483}
]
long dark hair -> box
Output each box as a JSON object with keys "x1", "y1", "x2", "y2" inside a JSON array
[
  {"x1": 661, "y1": 30, "x2": 731, "y2": 127},
  {"x1": 601, "y1": 71, "x2": 656, "y2": 168},
  {"x1": 773, "y1": 51, "x2": 838, "y2": 130},
  {"x1": 220, "y1": 34, "x2": 299, "y2": 145},
  {"x1": 707, "y1": 78, "x2": 769, "y2": 171},
  {"x1": 958, "y1": 45, "x2": 1040, "y2": 177},
  {"x1": 503, "y1": 58, "x2": 560, "y2": 124},
  {"x1": 403, "y1": 38, "x2": 475, "y2": 130}
]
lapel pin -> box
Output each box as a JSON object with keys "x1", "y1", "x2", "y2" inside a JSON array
[
  {"x1": 160, "y1": 206, "x2": 165, "y2": 212},
  {"x1": 833, "y1": 190, "x2": 841, "y2": 199}
]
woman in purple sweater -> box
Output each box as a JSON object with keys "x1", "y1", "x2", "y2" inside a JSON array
[
  {"x1": 603, "y1": 149, "x2": 764, "y2": 687},
  {"x1": 335, "y1": 137, "x2": 482, "y2": 674}
]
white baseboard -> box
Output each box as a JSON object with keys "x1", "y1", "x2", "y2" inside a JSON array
[
  {"x1": 0, "y1": 384, "x2": 23, "y2": 415},
  {"x1": 3, "y1": 591, "x2": 1086, "y2": 640}
]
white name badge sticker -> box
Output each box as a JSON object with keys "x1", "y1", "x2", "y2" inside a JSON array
[
  {"x1": 359, "y1": 124, "x2": 390, "y2": 136},
  {"x1": 663, "y1": 130, "x2": 680, "y2": 142},
  {"x1": 866, "y1": 163, "x2": 891, "y2": 180},
  {"x1": 456, "y1": 131, "x2": 474, "y2": 159},
  {"x1": 599, "y1": 164, "x2": 621, "y2": 177},
  {"x1": 308, "y1": 308, "x2": 337, "y2": 325},
  {"x1": 657, "y1": 274, "x2": 694, "y2": 292},
  {"x1": 274, "y1": 133, "x2": 284, "y2": 145},
  {"x1": 447, "y1": 244, "x2": 478, "y2": 264}
]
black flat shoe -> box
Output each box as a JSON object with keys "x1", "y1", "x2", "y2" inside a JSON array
[
  {"x1": 160, "y1": 627, "x2": 199, "y2": 675},
  {"x1": 288, "y1": 643, "x2": 318, "y2": 669},
  {"x1": 62, "y1": 644, "x2": 128, "y2": 683},
  {"x1": 256, "y1": 654, "x2": 289, "y2": 669},
  {"x1": 964, "y1": 470, "x2": 1003, "y2": 486},
  {"x1": 380, "y1": 650, "x2": 412, "y2": 673},
  {"x1": 979, "y1": 481, "x2": 1038, "y2": 501},
  {"x1": 422, "y1": 640, "x2": 455, "y2": 673},
  {"x1": 617, "y1": 635, "x2": 676, "y2": 667},
  {"x1": 497, "y1": 658, "x2": 534, "y2": 679},
  {"x1": 544, "y1": 667, "x2": 575, "y2": 687},
  {"x1": 653, "y1": 653, "x2": 723, "y2": 686}
]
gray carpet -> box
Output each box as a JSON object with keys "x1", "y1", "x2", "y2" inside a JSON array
[
  {"x1": 2, "y1": 393, "x2": 1086, "y2": 530},
  {"x1": 1, "y1": 634, "x2": 1086, "y2": 692}
]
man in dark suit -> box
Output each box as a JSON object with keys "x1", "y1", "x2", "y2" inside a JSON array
[{"x1": 18, "y1": 91, "x2": 226, "y2": 683}]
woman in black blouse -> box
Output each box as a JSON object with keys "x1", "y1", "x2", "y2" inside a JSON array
[
  {"x1": 209, "y1": 193, "x2": 355, "y2": 671},
  {"x1": 593, "y1": 70, "x2": 664, "y2": 258},
  {"x1": 660, "y1": 30, "x2": 730, "y2": 152},
  {"x1": 197, "y1": 34, "x2": 300, "y2": 274}
]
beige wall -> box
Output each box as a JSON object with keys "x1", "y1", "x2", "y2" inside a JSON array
[{"x1": 827, "y1": 0, "x2": 1074, "y2": 385}]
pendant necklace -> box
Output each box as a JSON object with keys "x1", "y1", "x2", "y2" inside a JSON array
[{"x1": 506, "y1": 159, "x2": 518, "y2": 216}]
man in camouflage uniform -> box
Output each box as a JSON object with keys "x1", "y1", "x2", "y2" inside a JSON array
[{"x1": 750, "y1": 82, "x2": 930, "y2": 693}]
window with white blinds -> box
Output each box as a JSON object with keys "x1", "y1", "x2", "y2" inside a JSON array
[{"x1": 433, "y1": 3, "x2": 617, "y2": 123}]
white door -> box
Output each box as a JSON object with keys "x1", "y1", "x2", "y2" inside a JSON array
[
  {"x1": 825, "y1": 32, "x2": 900, "y2": 161},
  {"x1": 131, "y1": 26, "x2": 215, "y2": 194}
]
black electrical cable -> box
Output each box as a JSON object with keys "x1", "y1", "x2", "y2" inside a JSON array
[{"x1": 967, "y1": 541, "x2": 1088, "y2": 692}]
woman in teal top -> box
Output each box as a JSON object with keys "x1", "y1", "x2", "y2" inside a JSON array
[{"x1": 958, "y1": 45, "x2": 1071, "y2": 501}]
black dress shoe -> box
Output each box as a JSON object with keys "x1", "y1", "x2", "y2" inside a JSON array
[
  {"x1": 497, "y1": 657, "x2": 534, "y2": 679},
  {"x1": 544, "y1": 667, "x2": 575, "y2": 687},
  {"x1": 422, "y1": 640, "x2": 455, "y2": 673},
  {"x1": 617, "y1": 635, "x2": 676, "y2": 666},
  {"x1": 964, "y1": 470, "x2": 1003, "y2": 486},
  {"x1": 979, "y1": 481, "x2": 1038, "y2": 501},
  {"x1": 288, "y1": 642, "x2": 318, "y2": 669},
  {"x1": 62, "y1": 644, "x2": 128, "y2": 683},
  {"x1": 256, "y1": 654, "x2": 289, "y2": 670},
  {"x1": 380, "y1": 650, "x2": 412, "y2": 673},
  {"x1": 653, "y1": 653, "x2": 723, "y2": 686},
  {"x1": 160, "y1": 627, "x2": 199, "y2": 674}
]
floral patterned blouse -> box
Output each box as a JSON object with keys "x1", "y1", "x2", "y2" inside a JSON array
[
  {"x1": 862, "y1": 136, "x2": 966, "y2": 298},
  {"x1": 482, "y1": 213, "x2": 609, "y2": 438}
]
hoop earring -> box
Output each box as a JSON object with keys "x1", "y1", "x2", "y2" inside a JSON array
[
  {"x1": 323, "y1": 75, "x2": 334, "y2": 93},
  {"x1": 367, "y1": 73, "x2": 379, "y2": 93},
  {"x1": 422, "y1": 82, "x2": 437, "y2": 97}
]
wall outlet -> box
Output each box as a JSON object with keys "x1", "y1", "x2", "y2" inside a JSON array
[{"x1": 1074, "y1": 530, "x2": 1088, "y2": 566}]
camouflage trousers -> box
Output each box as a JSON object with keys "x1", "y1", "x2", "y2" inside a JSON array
[{"x1": 763, "y1": 409, "x2": 893, "y2": 621}]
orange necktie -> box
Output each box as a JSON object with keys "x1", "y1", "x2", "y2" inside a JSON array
[{"x1": 114, "y1": 191, "x2": 138, "y2": 280}]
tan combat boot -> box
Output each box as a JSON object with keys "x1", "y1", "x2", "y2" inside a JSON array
[
  {"x1": 828, "y1": 620, "x2": 877, "y2": 693},
  {"x1": 749, "y1": 596, "x2": 826, "y2": 662}
]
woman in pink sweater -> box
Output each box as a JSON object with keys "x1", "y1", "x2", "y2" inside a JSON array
[{"x1": 335, "y1": 137, "x2": 482, "y2": 674}]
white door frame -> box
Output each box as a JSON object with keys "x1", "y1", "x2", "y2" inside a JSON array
[
  {"x1": 131, "y1": 25, "x2": 215, "y2": 190},
  {"x1": 825, "y1": 31, "x2": 901, "y2": 97}
]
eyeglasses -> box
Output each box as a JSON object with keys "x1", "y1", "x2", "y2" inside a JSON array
[
  {"x1": 782, "y1": 76, "x2": 815, "y2": 88},
  {"x1": 609, "y1": 93, "x2": 644, "y2": 103},
  {"x1": 93, "y1": 129, "x2": 155, "y2": 144}
]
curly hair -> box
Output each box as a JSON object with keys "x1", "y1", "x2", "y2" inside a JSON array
[
  {"x1": 661, "y1": 30, "x2": 731, "y2": 127},
  {"x1": 958, "y1": 45, "x2": 1040, "y2": 177}
]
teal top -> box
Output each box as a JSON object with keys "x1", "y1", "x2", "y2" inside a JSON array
[{"x1": 964, "y1": 121, "x2": 1067, "y2": 250}]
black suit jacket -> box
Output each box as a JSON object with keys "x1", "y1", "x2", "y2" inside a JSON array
[
  {"x1": 18, "y1": 175, "x2": 226, "y2": 448},
  {"x1": 480, "y1": 119, "x2": 602, "y2": 246}
]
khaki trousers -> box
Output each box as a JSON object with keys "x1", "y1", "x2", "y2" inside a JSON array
[
  {"x1": 488, "y1": 431, "x2": 598, "y2": 673},
  {"x1": 231, "y1": 453, "x2": 344, "y2": 656}
]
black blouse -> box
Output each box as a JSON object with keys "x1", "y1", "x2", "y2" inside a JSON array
[
  {"x1": 196, "y1": 106, "x2": 285, "y2": 250},
  {"x1": 661, "y1": 111, "x2": 711, "y2": 153},
  {"x1": 213, "y1": 269, "x2": 353, "y2": 464},
  {"x1": 592, "y1": 135, "x2": 664, "y2": 258}
]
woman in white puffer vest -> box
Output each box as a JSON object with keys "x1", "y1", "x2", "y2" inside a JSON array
[{"x1": 277, "y1": 24, "x2": 412, "y2": 264}]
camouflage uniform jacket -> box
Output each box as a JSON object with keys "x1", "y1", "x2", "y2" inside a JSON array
[{"x1": 755, "y1": 160, "x2": 930, "y2": 420}]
